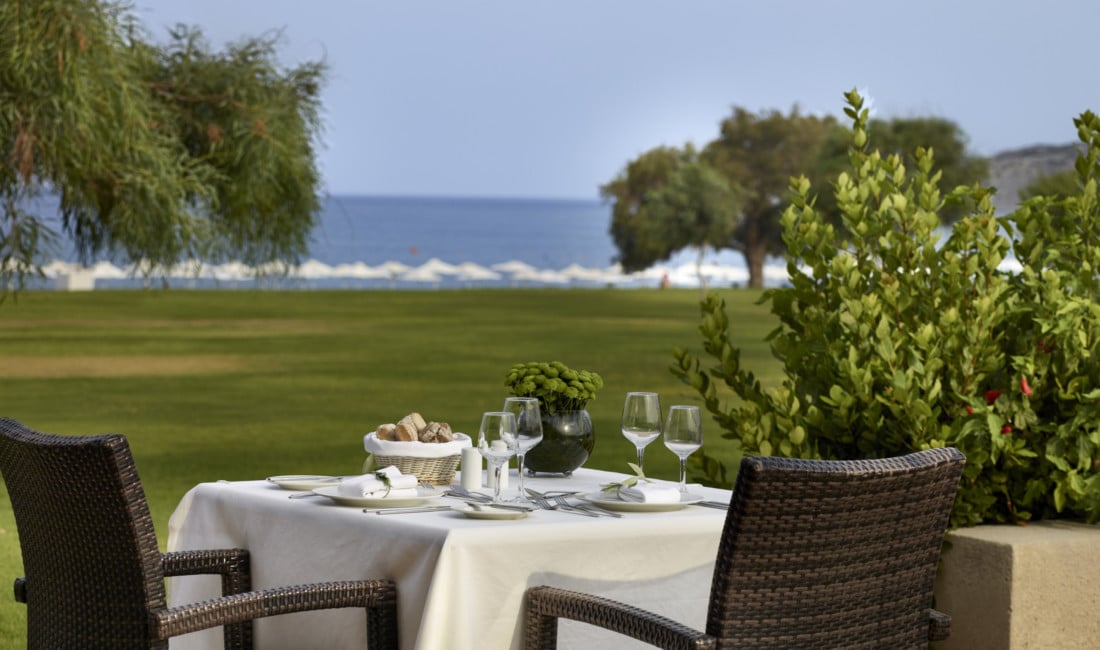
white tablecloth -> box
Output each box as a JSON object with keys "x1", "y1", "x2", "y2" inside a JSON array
[{"x1": 166, "y1": 468, "x2": 730, "y2": 650}]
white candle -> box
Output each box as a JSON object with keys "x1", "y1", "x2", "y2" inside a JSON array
[{"x1": 460, "y1": 447, "x2": 482, "y2": 490}]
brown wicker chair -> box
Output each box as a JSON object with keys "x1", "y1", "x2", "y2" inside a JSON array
[
  {"x1": 525, "y1": 447, "x2": 965, "y2": 649},
  {"x1": 0, "y1": 417, "x2": 398, "y2": 649}
]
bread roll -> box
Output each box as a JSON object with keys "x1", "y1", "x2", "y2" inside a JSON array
[
  {"x1": 394, "y1": 415, "x2": 418, "y2": 441},
  {"x1": 418, "y1": 423, "x2": 439, "y2": 443},
  {"x1": 375, "y1": 423, "x2": 396, "y2": 441},
  {"x1": 433, "y1": 422, "x2": 454, "y2": 442}
]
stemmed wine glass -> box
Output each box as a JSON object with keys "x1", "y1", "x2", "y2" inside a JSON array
[
  {"x1": 663, "y1": 405, "x2": 703, "y2": 493},
  {"x1": 477, "y1": 411, "x2": 518, "y2": 503},
  {"x1": 503, "y1": 397, "x2": 543, "y2": 501},
  {"x1": 621, "y1": 392, "x2": 661, "y2": 472}
]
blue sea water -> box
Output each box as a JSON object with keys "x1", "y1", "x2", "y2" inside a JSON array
[
  {"x1": 28, "y1": 194, "x2": 760, "y2": 289},
  {"x1": 313, "y1": 195, "x2": 619, "y2": 270}
]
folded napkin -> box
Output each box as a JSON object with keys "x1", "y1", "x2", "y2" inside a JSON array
[
  {"x1": 338, "y1": 466, "x2": 420, "y2": 498},
  {"x1": 618, "y1": 483, "x2": 681, "y2": 503}
]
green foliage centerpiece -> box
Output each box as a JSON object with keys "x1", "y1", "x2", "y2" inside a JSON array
[
  {"x1": 673, "y1": 89, "x2": 1100, "y2": 528},
  {"x1": 505, "y1": 361, "x2": 604, "y2": 474}
]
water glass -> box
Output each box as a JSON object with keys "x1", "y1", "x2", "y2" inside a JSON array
[
  {"x1": 477, "y1": 411, "x2": 517, "y2": 503},
  {"x1": 502, "y1": 396, "x2": 543, "y2": 501},
  {"x1": 663, "y1": 405, "x2": 703, "y2": 492},
  {"x1": 621, "y1": 392, "x2": 661, "y2": 471}
]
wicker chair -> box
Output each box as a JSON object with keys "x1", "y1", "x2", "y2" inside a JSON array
[
  {"x1": 525, "y1": 447, "x2": 965, "y2": 649},
  {"x1": 0, "y1": 417, "x2": 398, "y2": 649}
]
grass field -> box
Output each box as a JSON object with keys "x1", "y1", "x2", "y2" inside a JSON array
[{"x1": 0, "y1": 287, "x2": 780, "y2": 648}]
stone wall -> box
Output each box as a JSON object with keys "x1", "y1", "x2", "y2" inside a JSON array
[{"x1": 934, "y1": 521, "x2": 1100, "y2": 649}]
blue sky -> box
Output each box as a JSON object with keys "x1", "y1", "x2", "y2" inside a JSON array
[{"x1": 132, "y1": 0, "x2": 1099, "y2": 200}]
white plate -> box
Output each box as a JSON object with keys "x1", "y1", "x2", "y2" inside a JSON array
[
  {"x1": 577, "y1": 491, "x2": 704, "y2": 512},
  {"x1": 267, "y1": 475, "x2": 345, "y2": 491},
  {"x1": 451, "y1": 504, "x2": 528, "y2": 520},
  {"x1": 311, "y1": 485, "x2": 443, "y2": 508}
]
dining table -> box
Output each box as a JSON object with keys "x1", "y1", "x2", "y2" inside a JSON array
[{"x1": 165, "y1": 467, "x2": 731, "y2": 650}]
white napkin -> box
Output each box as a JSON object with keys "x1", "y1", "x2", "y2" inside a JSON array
[
  {"x1": 338, "y1": 466, "x2": 420, "y2": 497},
  {"x1": 618, "y1": 483, "x2": 681, "y2": 503}
]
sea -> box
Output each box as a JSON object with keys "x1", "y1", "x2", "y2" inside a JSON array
[{"x1": 27, "y1": 195, "x2": 768, "y2": 290}]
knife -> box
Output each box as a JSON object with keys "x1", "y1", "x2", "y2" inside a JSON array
[{"x1": 367, "y1": 505, "x2": 453, "y2": 515}]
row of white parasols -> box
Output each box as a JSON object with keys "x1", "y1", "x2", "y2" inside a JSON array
[{"x1": 36, "y1": 257, "x2": 793, "y2": 287}]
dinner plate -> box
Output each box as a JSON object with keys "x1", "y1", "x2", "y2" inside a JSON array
[
  {"x1": 451, "y1": 504, "x2": 528, "y2": 520},
  {"x1": 267, "y1": 475, "x2": 345, "y2": 491},
  {"x1": 577, "y1": 491, "x2": 704, "y2": 512},
  {"x1": 311, "y1": 485, "x2": 443, "y2": 508}
]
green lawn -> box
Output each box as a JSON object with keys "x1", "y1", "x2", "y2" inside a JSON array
[{"x1": 0, "y1": 287, "x2": 780, "y2": 648}]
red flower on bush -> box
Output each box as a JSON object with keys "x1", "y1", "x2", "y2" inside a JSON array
[
  {"x1": 985, "y1": 390, "x2": 1002, "y2": 405},
  {"x1": 1001, "y1": 425, "x2": 1012, "y2": 434},
  {"x1": 1021, "y1": 376, "x2": 1033, "y2": 397}
]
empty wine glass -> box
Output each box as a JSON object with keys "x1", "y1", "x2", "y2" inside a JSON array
[
  {"x1": 503, "y1": 397, "x2": 543, "y2": 501},
  {"x1": 621, "y1": 392, "x2": 661, "y2": 472},
  {"x1": 663, "y1": 405, "x2": 703, "y2": 493},
  {"x1": 477, "y1": 411, "x2": 517, "y2": 503}
]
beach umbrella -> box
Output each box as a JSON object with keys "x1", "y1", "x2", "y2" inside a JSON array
[
  {"x1": 329, "y1": 262, "x2": 392, "y2": 279},
  {"x1": 295, "y1": 259, "x2": 336, "y2": 279},
  {"x1": 764, "y1": 263, "x2": 793, "y2": 287},
  {"x1": 559, "y1": 264, "x2": 608, "y2": 283},
  {"x1": 400, "y1": 266, "x2": 444, "y2": 284},
  {"x1": 455, "y1": 262, "x2": 501, "y2": 282},
  {"x1": 376, "y1": 261, "x2": 411, "y2": 276},
  {"x1": 490, "y1": 260, "x2": 539, "y2": 275},
  {"x1": 40, "y1": 260, "x2": 78, "y2": 278},
  {"x1": 90, "y1": 261, "x2": 129, "y2": 279},
  {"x1": 166, "y1": 259, "x2": 209, "y2": 278},
  {"x1": 512, "y1": 267, "x2": 570, "y2": 284},
  {"x1": 415, "y1": 258, "x2": 461, "y2": 276},
  {"x1": 211, "y1": 261, "x2": 253, "y2": 282},
  {"x1": 700, "y1": 262, "x2": 749, "y2": 285}
]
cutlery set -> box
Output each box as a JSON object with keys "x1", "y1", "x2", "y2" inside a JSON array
[
  {"x1": 524, "y1": 489, "x2": 624, "y2": 518},
  {"x1": 286, "y1": 480, "x2": 724, "y2": 515}
]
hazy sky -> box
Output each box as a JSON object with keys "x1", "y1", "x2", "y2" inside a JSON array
[{"x1": 132, "y1": 0, "x2": 1098, "y2": 200}]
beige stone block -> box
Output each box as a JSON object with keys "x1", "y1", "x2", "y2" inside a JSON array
[{"x1": 934, "y1": 521, "x2": 1100, "y2": 649}]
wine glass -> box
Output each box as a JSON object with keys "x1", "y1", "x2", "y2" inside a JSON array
[
  {"x1": 503, "y1": 397, "x2": 543, "y2": 501},
  {"x1": 663, "y1": 405, "x2": 703, "y2": 493},
  {"x1": 621, "y1": 392, "x2": 661, "y2": 472},
  {"x1": 477, "y1": 411, "x2": 517, "y2": 503}
]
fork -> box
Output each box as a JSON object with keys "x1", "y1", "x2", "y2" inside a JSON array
[
  {"x1": 525, "y1": 490, "x2": 600, "y2": 517},
  {"x1": 537, "y1": 490, "x2": 623, "y2": 518}
]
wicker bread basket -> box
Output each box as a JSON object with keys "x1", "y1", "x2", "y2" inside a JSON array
[{"x1": 363, "y1": 432, "x2": 472, "y2": 485}]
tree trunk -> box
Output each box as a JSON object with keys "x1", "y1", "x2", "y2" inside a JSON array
[
  {"x1": 695, "y1": 245, "x2": 708, "y2": 297},
  {"x1": 744, "y1": 242, "x2": 767, "y2": 289}
]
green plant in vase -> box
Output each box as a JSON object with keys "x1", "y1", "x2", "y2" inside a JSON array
[{"x1": 504, "y1": 361, "x2": 603, "y2": 475}]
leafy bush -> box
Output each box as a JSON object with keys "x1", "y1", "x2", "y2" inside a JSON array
[{"x1": 672, "y1": 90, "x2": 1100, "y2": 528}]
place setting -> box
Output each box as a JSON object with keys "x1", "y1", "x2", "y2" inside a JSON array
[{"x1": 569, "y1": 397, "x2": 724, "y2": 512}]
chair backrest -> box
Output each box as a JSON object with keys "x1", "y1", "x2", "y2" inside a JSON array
[
  {"x1": 0, "y1": 418, "x2": 167, "y2": 648},
  {"x1": 706, "y1": 447, "x2": 965, "y2": 649}
]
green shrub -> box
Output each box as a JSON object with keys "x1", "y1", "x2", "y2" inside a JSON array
[{"x1": 672, "y1": 90, "x2": 1100, "y2": 528}]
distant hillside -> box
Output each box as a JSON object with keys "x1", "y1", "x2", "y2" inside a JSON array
[{"x1": 986, "y1": 143, "x2": 1080, "y2": 214}]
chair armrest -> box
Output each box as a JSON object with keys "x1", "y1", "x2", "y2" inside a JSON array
[
  {"x1": 151, "y1": 579, "x2": 398, "y2": 648},
  {"x1": 13, "y1": 577, "x2": 26, "y2": 603},
  {"x1": 162, "y1": 548, "x2": 251, "y2": 595},
  {"x1": 928, "y1": 608, "x2": 951, "y2": 641},
  {"x1": 525, "y1": 585, "x2": 716, "y2": 650}
]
